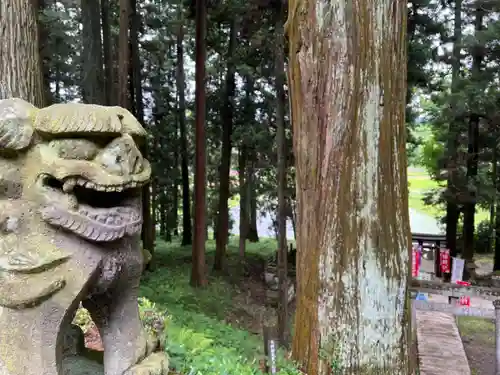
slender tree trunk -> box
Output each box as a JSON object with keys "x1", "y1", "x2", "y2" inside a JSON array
[
  {"x1": 446, "y1": 0, "x2": 462, "y2": 259},
  {"x1": 176, "y1": 13, "x2": 193, "y2": 246},
  {"x1": 462, "y1": 6, "x2": 483, "y2": 275},
  {"x1": 0, "y1": 0, "x2": 45, "y2": 107},
  {"x1": 247, "y1": 157, "x2": 259, "y2": 242},
  {"x1": 238, "y1": 147, "x2": 249, "y2": 258},
  {"x1": 129, "y1": 0, "x2": 155, "y2": 263},
  {"x1": 81, "y1": 0, "x2": 105, "y2": 104},
  {"x1": 36, "y1": 0, "x2": 51, "y2": 105},
  {"x1": 173, "y1": 121, "x2": 180, "y2": 237},
  {"x1": 117, "y1": 0, "x2": 130, "y2": 109},
  {"x1": 101, "y1": 0, "x2": 114, "y2": 105},
  {"x1": 214, "y1": 18, "x2": 237, "y2": 271},
  {"x1": 191, "y1": 0, "x2": 208, "y2": 287},
  {"x1": 160, "y1": 193, "x2": 168, "y2": 241},
  {"x1": 275, "y1": 0, "x2": 288, "y2": 347},
  {"x1": 287, "y1": 1, "x2": 411, "y2": 373}
]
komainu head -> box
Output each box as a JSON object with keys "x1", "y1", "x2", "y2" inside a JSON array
[{"x1": 0, "y1": 99, "x2": 151, "y2": 243}]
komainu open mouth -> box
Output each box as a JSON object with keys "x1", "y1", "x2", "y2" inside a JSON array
[{"x1": 38, "y1": 174, "x2": 144, "y2": 242}]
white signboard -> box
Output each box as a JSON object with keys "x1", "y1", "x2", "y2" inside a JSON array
[{"x1": 451, "y1": 257, "x2": 465, "y2": 284}]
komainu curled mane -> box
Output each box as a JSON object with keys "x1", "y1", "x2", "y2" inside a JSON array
[{"x1": 0, "y1": 98, "x2": 167, "y2": 375}]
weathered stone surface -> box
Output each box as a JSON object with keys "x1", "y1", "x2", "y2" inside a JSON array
[{"x1": 0, "y1": 99, "x2": 165, "y2": 375}]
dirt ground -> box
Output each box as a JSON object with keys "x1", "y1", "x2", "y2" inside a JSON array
[{"x1": 223, "y1": 255, "x2": 296, "y2": 338}]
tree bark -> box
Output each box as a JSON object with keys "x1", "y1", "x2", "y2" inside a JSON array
[
  {"x1": 0, "y1": 0, "x2": 45, "y2": 107},
  {"x1": 214, "y1": 17, "x2": 237, "y2": 271},
  {"x1": 176, "y1": 11, "x2": 193, "y2": 246},
  {"x1": 191, "y1": 0, "x2": 208, "y2": 287},
  {"x1": 287, "y1": 1, "x2": 411, "y2": 374}
]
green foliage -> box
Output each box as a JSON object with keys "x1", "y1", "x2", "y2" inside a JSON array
[
  {"x1": 418, "y1": 134, "x2": 444, "y2": 176},
  {"x1": 474, "y1": 220, "x2": 493, "y2": 254}
]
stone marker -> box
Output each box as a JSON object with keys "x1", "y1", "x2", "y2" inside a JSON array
[
  {"x1": 0, "y1": 99, "x2": 167, "y2": 375},
  {"x1": 263, "y1": 325, "x2": 278, "y2": 374}
]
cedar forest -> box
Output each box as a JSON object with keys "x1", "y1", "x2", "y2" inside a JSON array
[{"x1": 0, "y1": 0, "x2": 499, "y2": 374}]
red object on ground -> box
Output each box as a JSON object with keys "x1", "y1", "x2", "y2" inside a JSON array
[
  {"x1": 412, "y1": 246, "x2": 420, "y2": 277},
  {"x1": 84, "y1": 323, "x2": 104, "y2": 351},
  {"x1": 439, "y1": 249, "x2": 451, "y2": 273}
]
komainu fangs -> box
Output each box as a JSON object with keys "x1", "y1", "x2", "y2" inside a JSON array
[{"x1": 0, "y1": 98, "x2": 167, "y2": 375}]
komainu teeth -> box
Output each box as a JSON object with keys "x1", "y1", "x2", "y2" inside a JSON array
[{"x1": 63, "y1": 178, "x2": 76, "y2": 193}]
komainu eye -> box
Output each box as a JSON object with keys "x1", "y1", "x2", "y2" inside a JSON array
[{"x1": 48, "y1": 139, "x2": 99, "y2": 160}]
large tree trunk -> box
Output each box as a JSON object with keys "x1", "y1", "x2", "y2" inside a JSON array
[
  {"x1": 176, "y1": 12, "x2": 193, "y2": 247},
  {"x1": 214, "y1": 18, "x2": 237, "y2": 271},
  {"x1": 191, "y1": 0, "x2": 208, "y2": 287},
  {"x1": 0, "y1": 0, "x2": 45, "y2": 107},
  {"x1": 81, "y1": 0, "x2": 105, "y2": 104},
  {"x1": 287, "y1": 1, "x2": 411, "y2": 374}
]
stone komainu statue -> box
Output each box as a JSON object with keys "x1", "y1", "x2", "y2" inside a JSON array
[{"x1": 0, "y1": 99, "x2": 167, "y2": 375}]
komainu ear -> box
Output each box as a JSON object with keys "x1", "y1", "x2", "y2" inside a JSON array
[{"x1": 0, "y1": 98, "x2": 37, "y2": 151}]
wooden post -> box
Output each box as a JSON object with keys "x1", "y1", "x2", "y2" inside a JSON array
[
  {"x1": 435, "y1": 241, "x2": 442, "y2": 279},
  {"x1": 263, "y1": 325, "x2": 278, "y2": 374}
]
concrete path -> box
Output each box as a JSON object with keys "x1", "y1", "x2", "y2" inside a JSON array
[{"x1": 416, "y1": 310, "x2": 471, "y2": 375}]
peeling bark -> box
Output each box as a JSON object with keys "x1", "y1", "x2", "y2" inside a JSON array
[{"x1": 287, "y1": 1, "x2": 411, "y2": 374}]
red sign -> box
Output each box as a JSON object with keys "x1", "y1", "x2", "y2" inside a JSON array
[
  {"x1": 456, "y1": 280, "x2": 471, "y2": 307},
  {"x1": 412, "y1": 246, "x2": 420, "y2": 277},
  {"x1": 459, "y1": 296, "x2": 471, "y2": 307},
  {"x1": 440, "y1": 248, "x2": 451, "y2": 273}
]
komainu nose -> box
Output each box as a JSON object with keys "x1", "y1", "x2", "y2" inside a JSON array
[{"x1": 95, "y1": 134, "x2": 145, "y2": 176}]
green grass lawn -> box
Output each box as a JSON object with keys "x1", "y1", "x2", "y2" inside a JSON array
[{"x1": 407, "y1": 170, "x2": 489, "y2": 225}]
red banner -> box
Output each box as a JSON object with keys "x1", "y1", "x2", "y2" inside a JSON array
[
  {"x1": 412, "y1": 246, "x2": 420, "y2": 277},
  {"x1": 440, "y1": 248, "x2": 451, "y2": 273}
]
